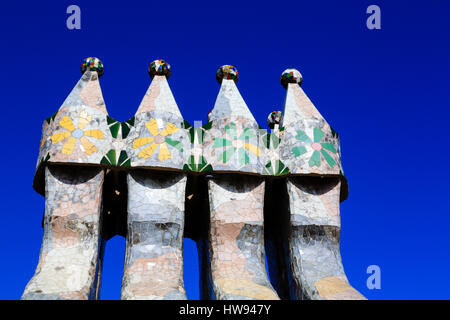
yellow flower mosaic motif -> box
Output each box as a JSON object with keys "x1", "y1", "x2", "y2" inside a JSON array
[
  {"x1": 50, "y1": 111, "x2": 104, "y2": 155},
  {"x1": 133, "y1": 118, "x2": 179, "y2": 161}
]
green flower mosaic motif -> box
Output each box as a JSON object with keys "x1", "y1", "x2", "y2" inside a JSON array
[
  {"x1": 292, "y1": 127, "x2": 338, "y2": 168},
  {"x1": 263, "y1": 160, "x2": 289, "y2": 176},
  {"x1": 107, "y1": 116, "x2": 135, "y2": 139},
  {"x1": 261, "y1": 131, "x2": 290, "y2": 176},
  {"x1": 42, "y1": 153, "x2": 50, "y2": 162},
  {"x1": 45, "y1": 111, "x2": 58, "y2": 124},
  {"x1": 212, "y1": 122, "x2": 260, "y2": 165},
  {"x1": 185, "y1": 120, "x2": 212, "y2": 144},
  {"x1": 100, "y1": 149, "x2": 131, "y2": 167},
  {"x1": 183, "y1": 155, "x2": 212, "y2": 172},
  {"x1": 37, "y1": 153, "x2": 50, "y2": 168},
  {"x1": 183, "y1": 121, "x2": 213, "y2": 172}
]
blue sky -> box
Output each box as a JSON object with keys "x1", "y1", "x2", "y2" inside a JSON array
[{"x1": 1, "y1": 0, "x2": 449, "y2": 300}]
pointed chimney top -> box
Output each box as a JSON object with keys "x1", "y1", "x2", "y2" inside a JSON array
[
  {"x1": 149, "y1": 59, "x2": 171, "y2": 79},
  {"x1": 280, "y1": 68, "x2": 302, "y2": 89},
  {"x1": 135, "y1": 59, "x2": 181, "y2": 117},
  {"x1": 209, "y1": 65, "x2": 257, "y2": 123},
  {"x1": 81, "y1": 57, "x2": 104, "y2": 77},
  {"x1": 280, "y1": 67, "x2": 327, "y2": 128},
  {"x1": 216, "y1": 65, "x2": 239, "y2": 84}
]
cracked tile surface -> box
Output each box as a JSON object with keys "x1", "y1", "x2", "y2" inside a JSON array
[
  {"x1": 121, "y1": 170, "x2": 187, "y2": 300},
  {"x1": 208, "y1": 175, "x2": 279, "y2": 300},
  {"x1": 22, "y1": 166, "x2": 104, "y2": 300}
]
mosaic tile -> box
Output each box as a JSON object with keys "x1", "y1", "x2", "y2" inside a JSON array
[
  {"x1": 26, "y1": 61, "x2": 363, "y2": 301},
  {"x1": 122, "y1": 171, "x2": 187, "y2": 300},
  {"x1": 22, "y1": 166, "x2": 104, "y2": 300},
  {"x1": 208, "y1": 175, "x2": 279, "y2": 300}
]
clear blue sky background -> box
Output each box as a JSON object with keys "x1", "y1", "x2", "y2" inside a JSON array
[{"x1": 1, "y1": 0, "x2": 449, "y2": 300}]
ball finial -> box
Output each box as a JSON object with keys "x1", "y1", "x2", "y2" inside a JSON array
[
  {"x1": 280, "y1": 68, "x2": 303, "y2": 88},
  {"x1": 216, "y1": 65, "x2": 239, "y2": 84},
  {"x1": 267, "y1": 111, "x2": 282, "y2": 129},
  {"x1": 81, "y1": 57, "x2": 104, "y2": 77},
  {"x1": 149, "y1": 59, "x2": 171, "y2": 79}
]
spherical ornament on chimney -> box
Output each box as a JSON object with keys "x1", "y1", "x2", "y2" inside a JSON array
[
  {"x1": 216, "y1": 65, "x2": 239, "y2": 84},
  {"x1": 149, "y1": 59, "x2": 171, "y2": 79},
  {"x1": 81, "y1": 57, "x2": 104, "y2": 77},
  {"x1": 267, "y1": 110, "x2": 282, "y2": 129},
  {"x1": 280, "y1": 68, "x2": 303, "y2": 88}
]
